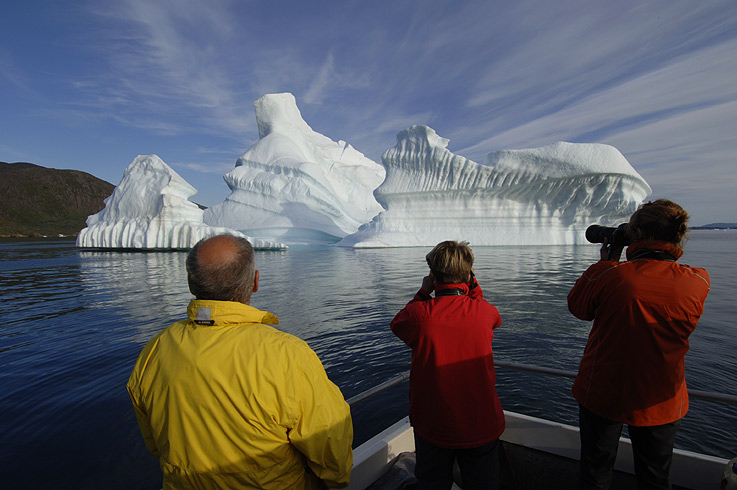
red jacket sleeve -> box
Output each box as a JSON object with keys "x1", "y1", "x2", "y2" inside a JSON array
[
  {"x1": 567, "y1": 261, "x2": 617, "y2": 321},
  {"x1": 390, "y1": 289, "x2": 430, "y2": 347}
]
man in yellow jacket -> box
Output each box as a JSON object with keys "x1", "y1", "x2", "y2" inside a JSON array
[{"x1": 127, "y1": 234, "x2": 353, "y2": 489}]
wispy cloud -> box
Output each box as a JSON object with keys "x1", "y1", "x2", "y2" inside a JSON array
[
  {"x1": 77, "y1": 0, "x2": 254, "y2": 137},
  {"x1": 2, "y1": 0, "x2": 734, "y2": 220},
  {"x1": 457, "y1": 37, "x2": 737, "y2": 156},
  {"x1": 303, "y1": 53, "x2": 335, "y2": 105},
  {"x1": 605, "y1": 100, "x2": 737, "y2": 185},
  {"x1": 0, "y1": 48, "x2": 34, "y2": 94},
  {"x1": 177, "y1": 159, "x2": 235, "y2": 175}
]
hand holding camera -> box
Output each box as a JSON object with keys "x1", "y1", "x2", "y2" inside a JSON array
[
  {"x1": 587, "y1": 223, "x2": 628, "y2": 261},
  {"x1": 599, "y1": 238, "x2": 623, "y2": 261}
]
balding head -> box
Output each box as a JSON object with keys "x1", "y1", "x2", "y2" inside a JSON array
[{"x1": 186, "y1": 235, "x2": 258, "y2": 304}]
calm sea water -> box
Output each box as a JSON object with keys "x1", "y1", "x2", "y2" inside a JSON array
[{"x1": 1, "y1": 230, "x2": 735, "y2": 489}]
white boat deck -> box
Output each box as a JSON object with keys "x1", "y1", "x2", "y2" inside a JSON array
[{"x1": 348, "y1": 411, "x2": 729, "y2": 490}]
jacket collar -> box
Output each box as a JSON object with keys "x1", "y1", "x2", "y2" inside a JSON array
[
  {"x1": 186, "y1": 299, "x2": 279, "y2": 326},
  {"x1": 626, "y1": 240, "x2": 683, "y2": 261},
  {"x1": 434, "y1": 282, "x2": 470, "y2": 295}
]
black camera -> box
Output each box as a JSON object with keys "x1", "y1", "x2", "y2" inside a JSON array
[{"x1": 585, "y1": 223, "x2": 630, "y2": 248}]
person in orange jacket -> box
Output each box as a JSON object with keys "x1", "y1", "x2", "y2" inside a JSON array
[{"x1": 568, "y1": 199, "x2": 710, "y2": 490}]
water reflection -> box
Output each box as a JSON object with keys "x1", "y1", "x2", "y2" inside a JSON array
[{"x1": 77, "y1": 250, "x2": 191, "y2": 342}]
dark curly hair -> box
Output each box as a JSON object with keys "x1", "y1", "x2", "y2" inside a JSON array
[{"x1": 627, "y1": 199, "x2": 689, "y2": 249}]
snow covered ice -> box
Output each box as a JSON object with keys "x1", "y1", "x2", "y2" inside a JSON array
[
  {"x1": 203, "y1": 93, "x2": 386, "y2": 244},
  {"x1": 77, "y1": 93, "x2": 652, "y2": 249},
  {"x1": 76, "y1": 155, "x2": 286, "y2": 250},
  {"x1": 338, "y1": 125, "x2": 651, "y2": 248}
]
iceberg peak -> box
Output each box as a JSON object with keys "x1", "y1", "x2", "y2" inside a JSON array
[
  {"x1": 77, "y1": 155, "x2": 286, "y2": 250},
  {"x1": 204, "y1": 93, "x2": 386, "y2": 244},
  {"x1": 396, "y1": 125, "x2": 451, "y2": 151},
  {"x1": 92, "y1": 154, "x2": 196, "y2": 221},
  {"x1": 254, "y1": 92, "x2": 314, "y2": 140}
]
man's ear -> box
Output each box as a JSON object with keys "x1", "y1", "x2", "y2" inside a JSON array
[{"x1": 252, "y1": 270, "x2": 259, "y2": 293}]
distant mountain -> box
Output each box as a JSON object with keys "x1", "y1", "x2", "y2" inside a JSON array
[
  {"x1": 0, "y1": 161, "x2": 115, "y2": 237},
  {"x1": 692, "y1": 222, "x2": 737, "y2": 229}
]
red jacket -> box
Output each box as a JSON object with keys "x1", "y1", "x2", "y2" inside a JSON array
[
  {"x1": 568, "y1": 240, "x2": 710, "y2": 426},
  {"x1": 391, "y1": 279, "x2": 504, "y2": 447}
]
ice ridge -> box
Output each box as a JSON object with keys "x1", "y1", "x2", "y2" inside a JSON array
[
  {"x1": 76, "y1": 155, "x2": 287, "y2": 250},
  {"x1": 338, "y1": 125, "x2": 651, "y2": 247}
]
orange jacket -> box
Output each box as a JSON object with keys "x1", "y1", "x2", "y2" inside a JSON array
[{"x1": 568, "y1": 240, "x2": 710, "y2": 426}]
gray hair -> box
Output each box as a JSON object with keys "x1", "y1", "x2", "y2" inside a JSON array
[{"x1": 186, "y1": 235, "x2": 256, "y2": 303}]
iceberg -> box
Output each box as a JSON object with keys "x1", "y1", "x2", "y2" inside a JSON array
[
  {"x1": 203, "y1": 93, "x2": 386, "y2": 244},
  {"x1": 338, "y1": 125, "x2": 652, "y2": 248},
  {"x1": 76, "y1": 155, "x2": 287, "y2": 250},
  {"x1": 77, "y1": 95, "x2": 651, "y2": 250}
]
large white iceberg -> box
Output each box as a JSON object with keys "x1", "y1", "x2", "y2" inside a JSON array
[
  {"x1": 203, "y1": 93, "x2": 386, "y2": 244},
  {"x1": 76, "y1": 155, "x2": 286, "y2": 250},
  {"x1": 78, "y1": 95, "x2": 652, "y2": 250},
  {"x1": 338, "y1": 125, "x2": 652, "y2": 248}
]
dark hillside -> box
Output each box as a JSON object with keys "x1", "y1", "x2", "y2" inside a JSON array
[{"x1": 0, "y1": 161, "x2": 115, "y2": 237}]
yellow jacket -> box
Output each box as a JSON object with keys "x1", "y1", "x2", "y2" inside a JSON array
[{"x1": 127, "y1": 300, "x2": 353, "y2": 489}]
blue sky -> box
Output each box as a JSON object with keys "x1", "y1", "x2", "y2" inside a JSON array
[{"x1": 1, "y1": 0, "x2": 735, "y2": 225}]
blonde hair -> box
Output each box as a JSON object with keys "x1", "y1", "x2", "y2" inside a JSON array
[
  {"x1": 627, "y1": 199, "x2": 689, "y2": 249},
  {"x1": 425, "y1": 241, "x2": 474, "y2": 284}
]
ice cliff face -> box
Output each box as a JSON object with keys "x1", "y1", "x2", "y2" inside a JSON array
[
  {"x1": 203, "y1": 93, "x2": 386, "y2": 244},
  {"x1": 76, "y1": 155, "x2": 286, "y2": 249},
  {"x1": 338, "y1": 125, "x2": 652, "y2": 247}
]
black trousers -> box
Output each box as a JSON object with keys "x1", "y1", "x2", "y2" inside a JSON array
[
  {"x1": 414, "y1": 433, "x2": 499, "y2": 490},
  {"x1": 578, "y1": 405, "x2": 681, "y2": 490}
]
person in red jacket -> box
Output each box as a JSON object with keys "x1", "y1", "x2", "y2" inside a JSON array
[
  {"x1": 568, "y1": 199, "x2": 710, "y2": 490},
  {"x1": 391, "y1": 240, "x2": 504, "y2": 490}
]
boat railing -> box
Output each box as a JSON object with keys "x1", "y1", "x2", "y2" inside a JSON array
[{"x1": 347, "y1": 360, "x2": 737, "y2": 406}]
